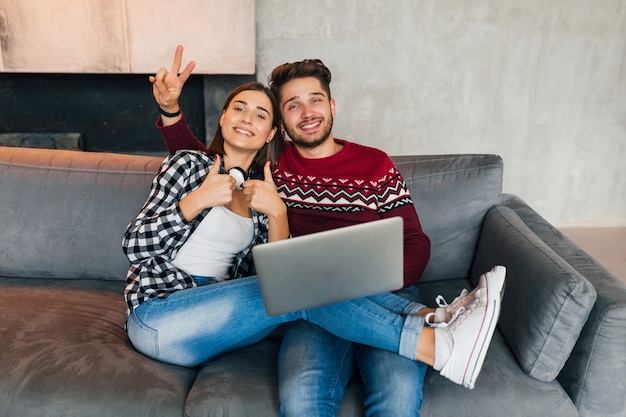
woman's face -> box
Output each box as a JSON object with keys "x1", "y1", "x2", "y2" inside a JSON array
[{"x1": 219, "y1": 90, "x2": 277, "y2": 155}]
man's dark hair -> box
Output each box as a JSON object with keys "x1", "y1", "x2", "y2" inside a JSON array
[{"x1": 268, "y1": 59, "x2": 332, "y2": 103}]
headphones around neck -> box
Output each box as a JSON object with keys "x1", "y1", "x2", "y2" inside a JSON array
[
  {"x1": 216, "y1": 154, "x2": 249, "y2": 191},
  {"x1": 228, "y1": 166, "x2": 247, "y2": 191}
]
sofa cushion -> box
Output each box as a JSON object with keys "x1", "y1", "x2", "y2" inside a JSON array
[
  {"x1": 421, "y1": 330, "x2": 579, "y2": 417},
  {"x1": 184, "y1": 325, "x2": 580, "y2": 417},
  {"x1": 0, "y1": 278, "x2": 197, "y2": 417},
  {"x1": 391, "y1": 154, "x2": 503, "y2": 281},
  {"x1": 183, "y1": 340, "x2": 281, "y2": 417},
  {"x1": 0, "y1": 147, "x2": 162, "y2": 281},
  {"x1": 470, "y1": 205, "x2": 597, "y2": 382}
]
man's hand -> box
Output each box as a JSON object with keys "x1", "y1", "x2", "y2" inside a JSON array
[{"x1": 149, "y1": 45, "x2": 196, "y2": 115}]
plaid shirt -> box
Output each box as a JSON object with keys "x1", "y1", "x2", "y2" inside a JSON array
[{"x1": 122, "y1": 150, "x2": 268, "y2": 313}]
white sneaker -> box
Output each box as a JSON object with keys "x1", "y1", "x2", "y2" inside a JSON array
[
  {"x1": 433, "y1": 265, "x2": 506, "y2": 389},
  {"x1": 426, "y1": 287, "x2": 479, "y2": 328},
  {"x1": 426, "y1": 263, "x2": 505, "y2": 328},
  {"x1": 485, "y1": 265, "x2": 506, "y2": 300}
]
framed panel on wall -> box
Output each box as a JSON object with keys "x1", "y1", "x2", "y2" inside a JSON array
[{"x1": 0, "y1": 0, "x2": 254, "y2": 74}]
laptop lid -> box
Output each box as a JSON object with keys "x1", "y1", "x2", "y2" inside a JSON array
[{"x1": 252, "y1": 217, "x2": 404, "y2": 316}]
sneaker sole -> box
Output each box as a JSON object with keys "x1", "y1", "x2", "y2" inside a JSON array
[
  {"x1": 487, "y1": 265, "x2": 506, "y2": 301},
  {"x1": 462, "y1": 266, "x2": 506, "y2": 389}
]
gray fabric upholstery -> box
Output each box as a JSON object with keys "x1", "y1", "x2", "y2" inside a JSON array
[
  {"x1": 471, "y1": 205, "x2": 597, "y2": 382},
  {"x1": 503, "y1": 194, "x2": 626, "y2": 417},
  {"x1": 420, "y1": 330, "x2": 579, "y2": 417},
  {"x1": 0, "y1": 278, "x2": 197, "y2": 417},
  {"x1": 2, "y1": 147, "x2": 624, "y2": 417},
  {"x1": 392, "y1": 154, "x2": 503, "y2": 282},
  {"x1": 0, "y1": 148, "x2": 161, "y2": 281},
  {"x1": 184, "y1": 340, "x2": 281, "y2": 417}
]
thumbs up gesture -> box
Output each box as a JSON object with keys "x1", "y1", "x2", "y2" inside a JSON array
[
  {"x1": 243, "y1": 161, "x2": 289, "y2": 242},
  {"x1": 242, "y1": 161, "x2": 285, "y2": 218},
  {"x1": 178, "y1": 155, "x2": 235, "y2": 221},
  {"x1": 199, "y1": 155, "x2": 236, "y2": 206}
]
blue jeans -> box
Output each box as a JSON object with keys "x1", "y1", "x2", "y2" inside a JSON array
[
  {"x1": 278, "y1": 286, "x2": 427, "y2": 417},
  {"x1": 126, "y1": 276, "x2": 425, "y2": 368}
]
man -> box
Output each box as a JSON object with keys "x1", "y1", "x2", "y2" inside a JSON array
[
  {"x1": 263, "y1": 59, "x2": 429, "y2": 417},
  {"x1": 152, "y1": 46, "x2": 503, "y2": 416}
]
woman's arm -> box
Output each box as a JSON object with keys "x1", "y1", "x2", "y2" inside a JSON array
[
  {"x1": 122, "y1": 151, "x2": 238, "y2": 263},
  {"x1": 122, "y1": 153, "x2": 199, "y2": 263}
]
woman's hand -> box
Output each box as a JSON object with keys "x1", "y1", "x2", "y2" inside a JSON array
[
  {"x1": 243, "y1": 162, "x2": 289, "y2": 241},
  {"x1": 243, "y1": 162, "x2": 284, "y2": 217},
  {"x1": 149, "y1": 45, "x2": 196, "y2": 124},
  {"x1": 179, "y1": 156, "x2": 234, "y2": 221}
]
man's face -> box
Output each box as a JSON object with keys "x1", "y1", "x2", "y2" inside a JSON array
[{"x1": 279, "y1": 77, "x2": 336, "y2": 149}]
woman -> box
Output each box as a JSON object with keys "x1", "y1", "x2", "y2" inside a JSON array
[
  {"x1": 122, "y1": 51, "x2": 504, "y2": 390},
  {"x1": 123, "y1": 81, "x2": 289, "y2": 364}
]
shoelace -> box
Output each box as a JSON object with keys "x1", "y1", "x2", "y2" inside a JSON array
[
  {"x1": 438, "y1": 288, "x2": 477, "y2": 316},
  {"x1": 436, "y1": 288, "x2": 470, "y2": 311},
  {"x1": 448, "y1": 299, "x2": 479, "y2": 331},
  {"x1": 429, "y1": 289, "x2": 481, "y2": 328}
]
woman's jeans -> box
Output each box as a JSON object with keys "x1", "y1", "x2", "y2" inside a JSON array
[{"x1": 126, "y1": 276, "x2": 425, "y2": 368}]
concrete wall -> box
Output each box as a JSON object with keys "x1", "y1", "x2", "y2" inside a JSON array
[{"x1": 255, "y1": 0, "x2": 626, "y2": 228}]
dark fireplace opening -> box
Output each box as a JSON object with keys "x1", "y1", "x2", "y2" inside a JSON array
[{"x1": 0, "y1": 72, "x2": 254, "y2": 155}]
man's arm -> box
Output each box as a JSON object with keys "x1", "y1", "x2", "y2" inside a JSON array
[
  {"x1": 148, "y1": 45, "x2": 206, "y2": 154},
  {"x1": 157, "y1": 115, "x2": 207, "y2": 154},
  {"x1": 377, "y1": 161, "x2": 430, "y2": 288},
  {"x1": 388, "y1": 203, "x2": 430, "y2": 288}
]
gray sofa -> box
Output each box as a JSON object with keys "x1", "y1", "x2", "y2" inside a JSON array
[{"x1": 1, "y1": 146, "x2": 624, "y2": 417}]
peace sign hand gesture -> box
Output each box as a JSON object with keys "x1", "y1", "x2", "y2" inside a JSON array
[{"x1": 149, "y1": 45, "x2": 196, "y2": 116}]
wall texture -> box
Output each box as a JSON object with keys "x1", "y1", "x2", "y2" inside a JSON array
[{"x1": 255, "y1": 0, "x2": 626, "y2": 227}]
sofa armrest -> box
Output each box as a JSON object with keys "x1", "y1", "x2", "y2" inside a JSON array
[
  {"x1": 471, "y1": 205, "x2": 597, "y2": 383},
  {"x1": 502, "y1": 194, "x2": 626, "y2": 417}
]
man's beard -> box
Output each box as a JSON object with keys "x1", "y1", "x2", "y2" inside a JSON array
[{"x1": 284, "y1": 116, "x2": 334, "y2": 150}]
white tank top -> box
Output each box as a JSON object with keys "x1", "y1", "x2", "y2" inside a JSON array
[{"x1": 171, "y1": 205, "x2": 254, "y2": 279}]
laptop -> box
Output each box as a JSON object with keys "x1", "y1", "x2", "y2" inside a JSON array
[{"x1": 252, "y1": 217, "x2": 404, "y2": 316}]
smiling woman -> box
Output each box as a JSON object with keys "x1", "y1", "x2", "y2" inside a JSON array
[
  {"x1": 122, "y1": 74, "x2": 292, "y2": 364},
  {"x1": 217, "y1": 90, "x2": 278, "y2": 163}
]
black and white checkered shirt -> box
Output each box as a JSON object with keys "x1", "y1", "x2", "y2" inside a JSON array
[{"x1": 122, "y1": 150, "x2": 268, "y2": 313}]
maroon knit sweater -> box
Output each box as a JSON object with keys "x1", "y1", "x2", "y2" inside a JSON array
[{"x1": 158, "y1": 116, "x2": 430, "y2": 287}]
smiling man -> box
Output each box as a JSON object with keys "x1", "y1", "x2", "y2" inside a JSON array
[
  {"x1": 264, "y1": 59, "x2": 431, "y2": 417},
  {"x1": 280, "y1": 77, "x2": 335, "y2": 150}
]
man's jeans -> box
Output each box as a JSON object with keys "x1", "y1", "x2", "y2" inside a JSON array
[
  {"x1": 278, "y1": 286, "x2": 427, "y2": 417},
  {"x1": 126, "y1": 276, "x2": 426, "y2": 368}
]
